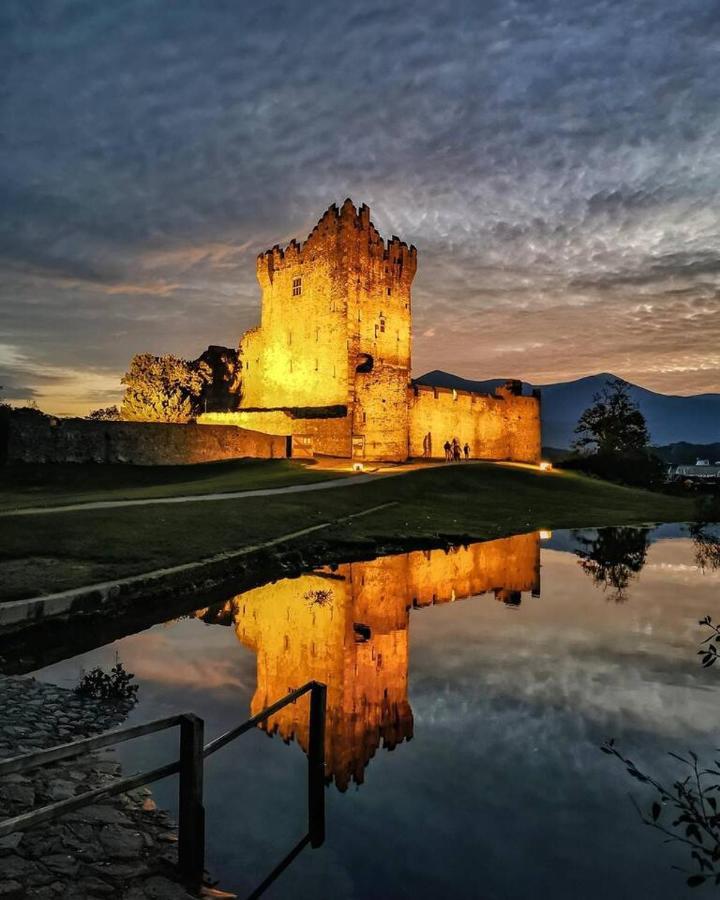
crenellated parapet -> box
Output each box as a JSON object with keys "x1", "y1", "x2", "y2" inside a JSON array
[
  {"x1": 222, "y1": 197, "x2": 541, "y2": 463},
  {"x1": 255, "y1": 199, "x2": 417, "y2": 288}
]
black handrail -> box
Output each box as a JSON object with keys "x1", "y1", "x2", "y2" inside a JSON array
[{"x1": 0, "y1": 680, "x2": 327, "y2": 887}]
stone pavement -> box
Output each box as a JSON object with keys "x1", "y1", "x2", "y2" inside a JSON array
[{"x1": 0, "y1": 676, "x2": 215, "y2": 899}]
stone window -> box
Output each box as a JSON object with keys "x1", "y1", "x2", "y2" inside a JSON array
[
  {"x1": 288, "y1": 331, "x2": 292, "y2": 346},
  {"x1": 387, "y1": 288, "x2": 391, "y2": 296},
  {"x1": 315, "y1": 326, "x2": 320, "y2": 342},
  {"x1": 292, "y1": 276, "x2": 302, "y2": 296},
  {"x1": 379, "y1": 317, "x2": 386, "y2": 333},
  {"x1": 315, "y1": 359, "x2": 318, "y2": 371}
]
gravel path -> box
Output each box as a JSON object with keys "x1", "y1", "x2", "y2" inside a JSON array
[
  {"x1": 1, "y1": 472, "x2": 386, "y2": 517},
  {"x1": 1, "y1": 461, "x2": 456, "y2": 517}
]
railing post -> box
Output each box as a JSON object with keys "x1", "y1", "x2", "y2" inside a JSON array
[
  {"x1": 308, "y1": 681, "x2": 326, "y2": 848},
  {"x1": 178, "y1": 713, "x2": 205, "y2": 886}
]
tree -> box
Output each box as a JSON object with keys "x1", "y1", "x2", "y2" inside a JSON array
[
  {"x1": 120, "y1": 354, "x2": 212, "y2": 423},
  {"x1": 87, "y1": 405, "x2": 120, "y2": 421},
  {"x1": 574, "y1": 526, "x2": 650, "y2": 602},
  {"x1": 573, "y1": 378, "x2": 650, "y2": 454}
]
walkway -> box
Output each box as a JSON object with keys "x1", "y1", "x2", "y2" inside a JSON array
[
  {"x1": 1, "y1": 460, "x2": 452, "y2": 517},
  {"x1": 0, "y1": 501, "x2": 397, "y2": 628}
]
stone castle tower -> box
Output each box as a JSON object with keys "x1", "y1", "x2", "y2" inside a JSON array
[
  {"x1": 200, "y1": 199, "x2": 541, "y2": 463},
  {"x1": 239, "y1": 198, "x2": 417, "y2": 460},
  {"x1": 196, "y1": 531, "x2": 541, "y2": 791}
]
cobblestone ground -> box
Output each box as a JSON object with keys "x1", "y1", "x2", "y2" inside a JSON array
[{"x1": 0, "y1": 676, "x2": 213, "y2": 900}]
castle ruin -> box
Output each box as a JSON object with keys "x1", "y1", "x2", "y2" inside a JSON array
[
  {"x1": 200, "y1": 199, "x2": 541, "y2": 463},
  {"x1": 198, "y1": 531, "x2": 541, "y2": 791}
]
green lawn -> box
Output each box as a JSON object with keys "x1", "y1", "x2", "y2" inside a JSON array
[
  {"x1": 0, "y1": 463, "x2": 695, "y2": 602},
  {"x1": 0, "y1": 458, "x2": 343, "y2": 510}
]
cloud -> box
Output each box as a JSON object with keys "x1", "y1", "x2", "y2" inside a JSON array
[
  {"x1": 0, "y1": 343, "x2": 123, "y2": 415},
  {"x1": 1, "y1": 0, "x2": 719, "y2": 412}
]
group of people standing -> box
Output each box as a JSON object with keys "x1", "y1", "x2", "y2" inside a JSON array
[{"x1": 444, "y1": 437, "x2": 470, "y2": 462}]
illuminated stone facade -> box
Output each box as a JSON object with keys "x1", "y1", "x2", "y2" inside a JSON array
[
  {"x1": 199, "y1": 532, "x2": 541, "y2": 790},
  {"x1": 200, "y1": 199, "x2": 541, "y2": 462}
]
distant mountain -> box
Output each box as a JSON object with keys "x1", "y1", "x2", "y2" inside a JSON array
[
  {"x1": 415, "y1": 370, "x2": 720, "y2": 448},
  {"x1": 653, "y1": 442, "x2": 720, "y2": 466}
]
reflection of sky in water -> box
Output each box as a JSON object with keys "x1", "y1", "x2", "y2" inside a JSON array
[{"x1": 34, "y1": 530, "x2": 720, "y2": 899}]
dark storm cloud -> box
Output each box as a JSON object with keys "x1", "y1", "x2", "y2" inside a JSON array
[{"x1": 1, "y1": 0, "x2": 719, "y2": 411}]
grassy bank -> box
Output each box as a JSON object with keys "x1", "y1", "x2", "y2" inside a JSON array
[
  {"x1": 0, "y1": 462, "x2": 695, "y2": 603},
  {"x1": 0, "y1": 458, "x2": 343, "y2": 510}
]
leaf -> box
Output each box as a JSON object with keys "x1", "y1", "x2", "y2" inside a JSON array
[
  {"x1": 687, "y1": 875, "x2": 706, "y2": 887},
  {"x1": 652, "y1": 802, "x2": 662, "y2": 822}
]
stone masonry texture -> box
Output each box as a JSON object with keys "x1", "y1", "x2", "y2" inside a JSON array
[{"x1": 199, "y1": 200, "x2": 542, "y2": 464}]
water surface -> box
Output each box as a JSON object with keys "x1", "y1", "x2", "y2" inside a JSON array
[{"x1": 32, "y1": 526, "x2": 720, "y2": 899}]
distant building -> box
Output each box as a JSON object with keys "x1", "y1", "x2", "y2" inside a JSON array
[
  {"x1": 668, "y1": 461, "x2": 720, "y2": 481},
  {"x1": 200, "y1": 199, "x2": 542, "y2": 462}
]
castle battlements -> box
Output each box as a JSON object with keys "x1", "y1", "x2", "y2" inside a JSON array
[
  {"x1": 256, "y1": 199, "x2": 417, "y2": 285},
  {"x1": 198, "y1": 199, "x2": 541, "y2": 464}
]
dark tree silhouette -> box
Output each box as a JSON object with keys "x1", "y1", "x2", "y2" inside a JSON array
[
  {"x1": 87, "y1": 405, "x2": 120, "y2": 420},
  {"x1": 574, "y1": 526, "x2": 650, "y2": 602},
  {"x1": 691, "y1": 527, "x2": 720, "y2": 573},
  {"x1": 573, "y1": 377, "x2": 650, "y2": 454}
]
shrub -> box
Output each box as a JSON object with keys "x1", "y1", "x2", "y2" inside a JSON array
[
  {"x1": 87, "y1": 405, "x2": 120, "y2": 420},
  {"x1": 75, "y1": 659, "x2": 139, "y2": 703},
  {"x1": 560, "y1": 449, "x2": 666, "y2": 490}
]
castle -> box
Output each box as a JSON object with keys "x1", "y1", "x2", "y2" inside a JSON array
[
  {"x1": 197, "y1": 531, "x2": 541, "y2": 790},
  {"x1": 200, "y1": 199, "x2": 541, "y2": 463}
]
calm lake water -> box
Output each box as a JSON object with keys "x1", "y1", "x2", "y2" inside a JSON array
[{"x1": 30, "y1": 525, "x2": 720, "y2": 899}]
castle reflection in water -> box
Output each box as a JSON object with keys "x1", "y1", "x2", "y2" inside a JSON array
[{"x1": 197, "y1": 532, "x2": 541, "y2": 791}]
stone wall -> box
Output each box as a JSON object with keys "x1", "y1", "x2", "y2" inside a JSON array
[
  {"x1": 408, "y1": 383, "x2": 542, "y2": 464},
  {"x1": 0, "y1": 676, "x2": 201, "y2": 898},
  {"x1": 238, "y1": 200, "x2": 416, "y2": 461},
  {"x1": 200, "y1": 408, "x2": 352, "y2": 457},
  {"x1": 5, "y1": 413, "x2": 287, "y2": 465},
  {"x1": 353, "y1": 364, "x2": 410, "y2": 461}
]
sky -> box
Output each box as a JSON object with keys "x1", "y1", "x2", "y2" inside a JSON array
[{"x1": 2, "y1": 0, "x2": 720, "y2": 415}]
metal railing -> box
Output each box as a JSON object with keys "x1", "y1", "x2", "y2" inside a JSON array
[{"x1": 0, "y1": 680, "x2": 327, "y2": 888}]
